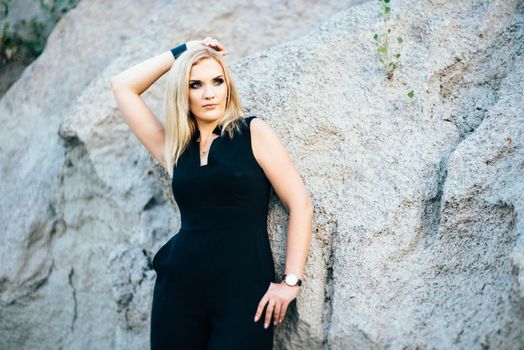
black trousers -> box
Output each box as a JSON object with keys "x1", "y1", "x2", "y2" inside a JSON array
[{"x1": 150, "y1": 227, "x2": 275, "y2": 349}]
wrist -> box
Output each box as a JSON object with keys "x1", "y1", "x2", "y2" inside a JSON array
[
  {"x1": 170, "y1": 43, "x2": 187, "y2": 60},
  {"x1": 281, "y1": 273, "x2": 303, "y2": 287},
  {"x1": 186, "y1": 40, "x2": 202, "y2": 50}
]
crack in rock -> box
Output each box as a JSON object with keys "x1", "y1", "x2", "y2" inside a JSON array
[{"x1": 68, "y1": 267, "x2": 77, "y2": 334}]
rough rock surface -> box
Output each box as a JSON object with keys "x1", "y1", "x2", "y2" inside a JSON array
[
  {"x1": 0, "y1": 0, "x2": 79, "y2": 96},
  {"x1": 1, "y1": 0, "x2": 523, "y2": 349},
  {"x1": 0, "y1": 0, "x2": 365, "y2": 349}
]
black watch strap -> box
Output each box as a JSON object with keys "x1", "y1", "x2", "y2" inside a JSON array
[{"x1": 282, "y1": 273, "x2": 303, "y2": 286}]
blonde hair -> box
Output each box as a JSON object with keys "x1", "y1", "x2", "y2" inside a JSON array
[{"x1": 162, "y1": 46, "x2": 245, "y2": 177}]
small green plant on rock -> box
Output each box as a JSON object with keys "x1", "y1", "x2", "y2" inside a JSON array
[
  {"x1": 373, "y1": 0, "x2": 403, "y2": 80},
  {"x1": 372, "y1": 0, "x2": 414, "y2": 100}
]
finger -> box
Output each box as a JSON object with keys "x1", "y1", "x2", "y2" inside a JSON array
[
  {"x1": 254, "y1": 295, "x2": 269, "y2": 322},
  {"x1": 210, "y1": 43, "x2": 224, "y2": 52},
  {"x1": 204, "y1": 42, "x2": 222, "y2": 52},
  {"x1": 202, "y1": 39, "x2": 226, "y2": 53},
  {"x1": 203, "y1": 37, "x2": 215, "y2": 46},
  {"x1": 278, "y1": 302, "x2": 289, "y2": 324},
  {"x1": 264, "y1": 298, "x2": 276, "y2": 328},
  {"x1": 212, "y1": 41, "x2": 224, "y2": 50},
  {"x1": 206, "y1": 38, "x2": 223, "y2": 49},
  {"x1": 273, "y1": 301, "x2": 282, "y2": 325}
]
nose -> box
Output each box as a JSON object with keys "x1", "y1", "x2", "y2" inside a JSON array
[{"x1": 203, "y1": 84, "x2": 215, "y2": 100}]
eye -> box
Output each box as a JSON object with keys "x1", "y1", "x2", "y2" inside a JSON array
[{"x1": 189, "y1": 78, "x2": 224, "y2": 89}]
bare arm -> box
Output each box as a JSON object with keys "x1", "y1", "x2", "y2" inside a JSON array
[
  {"x1": 110, "y1": 38, "x2": 228, "y2": 171},
  {"x1": 110, "y1": 50, "x2": 174, "y2": 170},
  {"x1": 250, "y1": 118, "x2": 313, "y2": 281},
  {"x1": 251, "y1": 117, "x2": 314, "y2": 328}
]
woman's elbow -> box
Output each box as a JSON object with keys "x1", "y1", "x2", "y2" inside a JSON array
[
  {"x1": 290, "y1": 196, "x2": 313, "y2": 215},
  {"x1": 110, "y1": 76, "x2": 122, "y2": 91}
]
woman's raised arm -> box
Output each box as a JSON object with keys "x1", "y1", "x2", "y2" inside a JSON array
[
  {"x1": 110, "y1": 50, "x2": 175, "y2": 171},
  {"x1": 110, "y1": 38, "x2": 227, "y2": 171}
]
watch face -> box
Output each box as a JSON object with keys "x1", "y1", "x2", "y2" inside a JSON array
[{"x1": 286, "y1": 274, "x2": 298, "y2": 285}]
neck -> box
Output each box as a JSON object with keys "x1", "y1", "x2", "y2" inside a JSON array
[{"x1": 195, "y1": 118, "x2": 222, "y2": 137}]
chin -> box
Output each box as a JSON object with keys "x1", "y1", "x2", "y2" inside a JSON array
[{"x1": 202, "y1": 109, "x2": 225, "y2": 119}]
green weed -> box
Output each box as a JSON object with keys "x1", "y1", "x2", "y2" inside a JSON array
[
  {"x1": 0, "y1": 0, "x2": 80, "y2": 65},
  {"x1": 372, "y1": 0, "x2": 414, "y2": 99}
]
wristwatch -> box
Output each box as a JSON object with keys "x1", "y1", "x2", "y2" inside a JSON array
[{"x1": 282, "y1": 273, "x2": 302, "y2": 287}]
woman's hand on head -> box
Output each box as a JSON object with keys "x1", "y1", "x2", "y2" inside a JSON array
[{"x1": 187, "y1": 37, "x2": 229, "y2": 55}]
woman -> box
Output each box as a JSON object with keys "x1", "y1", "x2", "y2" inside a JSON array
[{"x1": 111, "y1": 37, "x2": 313, "y2": 349}]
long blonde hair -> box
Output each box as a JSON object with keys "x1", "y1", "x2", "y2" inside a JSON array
[{"x1": 163, "y1": 46, "x2": 245, "y2": 177}]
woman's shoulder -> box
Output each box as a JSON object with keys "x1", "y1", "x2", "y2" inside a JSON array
[
  {"x1": 243, "y1": 115, "x2": 285, "y2": 169},
  {"x1": 231, "y1": 115, "x2": 258, "y2": 135},
  {"x1": 245, "y1": 115, "x2": 273, "y2": 133},
  {"x1": 245, "y1": 115, "x2": 257, "y2": 122},
  {"x1": 244, "y1": 115, "x2": 279, "y2": 147},
  {"x1": 228, "y1": 115, "x2": 271, "y2": 138},
  {"x1": 241, "y1": 115, "x2": 258, "y2": 127},
  {"x1": 243, "y1": 115, "x2": 268, "y2": 130}
]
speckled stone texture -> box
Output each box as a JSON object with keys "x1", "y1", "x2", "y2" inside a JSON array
[{"x1": 0, "y1": 0, "x2": 523, "y2": 349}]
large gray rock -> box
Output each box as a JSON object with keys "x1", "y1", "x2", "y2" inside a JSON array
[
  {"x1": 1, "y1": 0, "x2": 523, "y2": 349},
  {"x1": 0, "y1": 0, "x2": 365, "y2": 349}
]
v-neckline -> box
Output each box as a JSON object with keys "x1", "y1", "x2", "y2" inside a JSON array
[{"x1": 197, "y1": 133, "x2": 220, "y2": 167}]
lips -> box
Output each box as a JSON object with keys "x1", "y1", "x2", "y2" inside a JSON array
[{"x1": 202, "y1": 104, "x2": 217, "y2": 107}]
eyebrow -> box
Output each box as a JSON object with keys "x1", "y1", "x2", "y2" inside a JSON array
[{"x1": 189, "y1": 75, "x2": 224, "y2": 83}]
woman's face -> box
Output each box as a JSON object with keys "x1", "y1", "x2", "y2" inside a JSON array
[{"x1": 188, "y1": 58, "x2": 228, "y2": 125}]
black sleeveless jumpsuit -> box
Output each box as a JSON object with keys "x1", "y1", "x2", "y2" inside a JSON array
[{"x1": 150, "y1": 116, "x2": 276, "y2": 349}]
